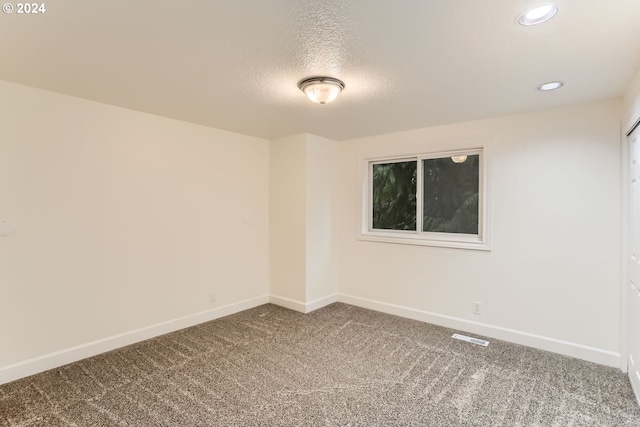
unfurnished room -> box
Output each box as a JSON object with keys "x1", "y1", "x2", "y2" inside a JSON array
[{"x1": 2, "y1": 1, "x2": 640, "y2": 426}]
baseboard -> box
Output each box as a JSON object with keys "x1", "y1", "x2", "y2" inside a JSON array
[
  {"x1": 269, "y1": 295, "x2": 307, "y2": 313},
  {"x1": 305, "y1": 293, "x2": 339, "y2": 312},
  {"x1": 269, "y1": 293, "x2": 338, "y2": 313},
  {"x1": 0, "y1": 294, "x2": 270, "y2": 386},
  {"x1": 338, "y1": 293, "x2": 621, "y2": 368}
]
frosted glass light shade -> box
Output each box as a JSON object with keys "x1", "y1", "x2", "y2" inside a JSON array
[
  {"x1": 451, "y1": 155, "x2": 468, "y2": 163},
  {"x1": 298, "y1": 77, "x2": 345, "y2": 105}
]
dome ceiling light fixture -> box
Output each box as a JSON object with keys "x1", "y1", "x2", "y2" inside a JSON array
[
  {"x1": 518, "y1": 4, "x2": 558, "y2": 26},
  {"x1": 451, "y1": 155, "x2": 468, "y2": 163},
  {"x1": 298, "y1": 76, "x2": 345, "y2": 105}
]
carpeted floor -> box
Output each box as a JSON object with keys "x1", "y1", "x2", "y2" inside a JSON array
[{"x1": 1, "y1": 303, "x2": 639, "y2": 426}]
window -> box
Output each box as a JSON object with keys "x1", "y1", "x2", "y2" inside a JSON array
[
  {"x1": 362, "y1": 149, "x2": 488, "y2": 250},
  {"x1": 372, "y1": 160, "x2": 417, "y2": 231}
]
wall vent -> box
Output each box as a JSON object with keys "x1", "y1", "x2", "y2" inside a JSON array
[{"x1": 452, "y1": 333, "x2": 489, "y2": 347}]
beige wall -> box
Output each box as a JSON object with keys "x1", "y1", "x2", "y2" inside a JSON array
[
  {"x1": 333, "y1": 99, "x2": 623, "y2": 366},
  {"x1": 0, "y1": 81, "x2": 270, "y2": 380},
  {"x1": 624, "y1": 66, "x2": 640, "y2": 133},
  {"x1": 269, "y1": 134, "x2": 307, "y2": 303},
  {"x1": 305, "y1": 134, "x2": 338, "y2": 303},
  {"x1": 269, "y1": 134, "x2": 338, "y2": 310}
]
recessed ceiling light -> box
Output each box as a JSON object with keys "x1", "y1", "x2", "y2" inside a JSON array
[
  {"x1": 518, "y1": 4, "x2": 558, "y2": 26},
  {"x1": 537, "y1": 81, "x2": 564, "y2": 91}
]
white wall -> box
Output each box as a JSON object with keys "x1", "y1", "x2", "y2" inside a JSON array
[
  {"x1": 269, "y1": 134, "x2": 307, "y2": 303},
  {"x1": 333, "y1": 99, "x2": 623, "y2": 366},
  {"x1": 624, "y1": 66, "x2": 640, "y2": 133},
  {"x1": 0, "y1": 81, "x2": 270, "y2": 383},
  {"x1": 269, "y1": 134, "x2": 338, "y2": 311},
  {"x1": 306, "y1": 134, "x2": 338, "y2": 304},
  {"x1": 306, "y1": 135, "x2": 340, "y2": 306}
]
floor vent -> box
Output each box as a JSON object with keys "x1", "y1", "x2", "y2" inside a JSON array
[{"x1": 452, "y1": 333, "x2": 489, "y2": 347}]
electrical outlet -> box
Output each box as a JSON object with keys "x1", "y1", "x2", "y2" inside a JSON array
[
  {"x1": 209, "y1": 292, "x2": 216, "y2": 304},
  {"x1": 473, "y1": 301, "x2": 482, "y2": 315}
]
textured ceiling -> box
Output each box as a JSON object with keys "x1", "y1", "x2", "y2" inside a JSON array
[{"x1": 1, "y1": 0, "x2": 639, "y2": 141}]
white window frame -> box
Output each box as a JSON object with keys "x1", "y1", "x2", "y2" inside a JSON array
[{"x1": 360, "y1": 148, "x2": 490, "y2": 251}]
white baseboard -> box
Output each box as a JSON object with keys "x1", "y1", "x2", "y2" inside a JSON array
[
  {"x1": 305, "y1": 293, "x2": 339, "y2": 312},
  {"x1": 269, "y1": 295, "x2": 307, "y2": 313},
  {"x1": 338, "y1": 293, "x2": 621, "y2": 368},
  {"x1": 269, "y1": 293, "x2": 338, "y2": 313},
  {"x1": 0, "y1": 294, "x2": 269, "y2": 386}
]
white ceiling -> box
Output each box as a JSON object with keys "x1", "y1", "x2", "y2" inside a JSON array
[{"x1": 1, "y1": 0, "x2": 639, "y2": 141}]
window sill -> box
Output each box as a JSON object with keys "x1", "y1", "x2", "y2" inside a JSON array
[{"x1": 358, "y1": 232, "x2": 491, "y2": 251}]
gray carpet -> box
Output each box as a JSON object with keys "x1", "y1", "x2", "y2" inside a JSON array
[{"x1": 1, "y1": 303, "x2": 639, "y2": 426}]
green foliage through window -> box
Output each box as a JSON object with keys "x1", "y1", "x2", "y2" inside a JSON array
[
  {"x1": 372, "y1": 161, "x2": 416, "y2": 230},
  {"x1": 422, "y1": 155, "x2": 479, "y2": 234},
  {"x1": 370, "y1": 152, "x2": 480, "y2": 236}
]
